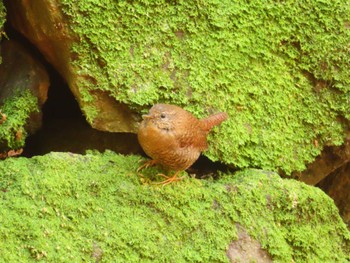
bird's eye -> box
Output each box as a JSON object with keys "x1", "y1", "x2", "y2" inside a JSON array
[{"x1": 160, "y1": 113, "x2": 166, "y2": 119}]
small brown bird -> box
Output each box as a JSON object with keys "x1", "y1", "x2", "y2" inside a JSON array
[{"x1": 137, "y1": 104, "x2": 228, "y2": 185}]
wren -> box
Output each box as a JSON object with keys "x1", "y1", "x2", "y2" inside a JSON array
[{"x1": 137, "y1": 104, "x2": 228, "y2": 185}]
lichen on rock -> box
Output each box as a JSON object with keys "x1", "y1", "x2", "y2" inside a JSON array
[{"x1": 0, "y1": 151, "x2": 349, "y2": 262}]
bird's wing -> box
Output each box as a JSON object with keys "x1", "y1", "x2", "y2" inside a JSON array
[{"x1": 176, "y1": 127, "x2": 208, "y2": 151}]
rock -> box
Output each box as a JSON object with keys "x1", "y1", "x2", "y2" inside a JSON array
[
  {"x1": 0, "y1": 1, "x2": 5, "y2": 42},
  {"x1": 5, "y1": 1, "x2": 350, "y2": 174},
  {"x1": 295, "y1": 131, "x2": 350, "y2": 185},
  {"x1": 0, "y1": 153, "x2": 349, "y2": 261},
  {"x1": 0, "y1": 40, "x2": 48, "y2": 108},
  {"x1": 317, "y1": 162, "x2": 350, "y2": 228},
  {"x1": 5, "y1": 0, "x2": 140, "y2": 133},
  {"x1": 0, "y1": 40, "x2": 49, "y2": 152},
  {"x1": 227, "y1": 224, "x2": 272, "y2": 263},
  {"x1": 294, "y1": 131, "x2": 350, "y2": 228}
]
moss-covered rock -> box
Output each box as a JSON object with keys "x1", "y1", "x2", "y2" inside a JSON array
[
  {"x1": 0, "y1": 39, "x2": 49, "y2": 153},
  {"x1": 0, "y1": 151, "x2": 349, "y2": 262},
  {"x1": 0, "y1": 1, "x2": 6, "y2": 64},
  {"x1": 0, "y1": 89, "x2": 39, "y2": 151},
  {"x1": 0, "y1": 1, "x2": 5, "y2": 35},
  {"x1": 61, "y1": 0, "x2": 350, "y2": 174},
  {"x1": 6, "y1": 0, "x2": 350, "y2": 174}
]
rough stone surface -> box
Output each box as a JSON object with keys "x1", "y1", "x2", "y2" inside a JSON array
[
  {"x1": 0, "y1": 152, "x2": 349, "y2": 262},
  {"x1": 0, "y1": 40, "x2": 49, "y2": 108},
  {"x1": 0, "y1": 1, "x2": 5, "y2": 45},
  {"x1": 5, "y1": 0, "x2": 140, "y2": 133},
  {"x1": 295, "y1": 131, "x2": 350, "y2": 229},
  {"x1": 227, "y1": 224, "x2": 272, "y2": 263},
  {"x1": 296, "y1": 131, "x2": 350, "y2": 185},
  {"x1": 0, "y1": 40, "x2": 49, "y2": 152},
  {"x1": 317, "y1": 162, "x2": 350, "y2": 229},
  {"x1": 5, "y1": 0, "x2": 350, "y2": 176}
]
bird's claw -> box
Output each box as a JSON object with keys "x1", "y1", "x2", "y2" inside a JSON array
[
  {"x1": 137, "y1": 160, "x2": 185, "y2": 186},
  {"x1": 137, "y1": 159, "x2": 157, "y2": 173},
  {"x1": 153, "y1": 172, "x2": 185, "y2": 186}
]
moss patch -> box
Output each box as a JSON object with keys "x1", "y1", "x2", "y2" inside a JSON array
[
  {"x1": 0, "y1": 0, "x2": 6, "y2": 63},
  {"x1": 60, "y1": 1, "x2": 350, "y2": 174},
  {"x1": 0, "y1": 1, "x2": 5, "y2": 34},
  {"x1": 0, "y1": 89, "x2": 39, "y2": 150},
  {"x1": 0, "y1": 151, "x2": 349, "y2": 262}
]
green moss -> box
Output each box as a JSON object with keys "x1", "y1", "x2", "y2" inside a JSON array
[
  {"x1": 0, "y1": 89, "x2": 39, "y2": 150},
  {"x1": 60, "y1": 0, "x2": 350, "y2": 174},
  {"x1": 0, "y1": 1, "x2": 5, "y2": 34},
  {"x1": 0, "y1": 151, "x2": 349, "y2": 262},
  {"x1": 0, "y1": 0, "x2": 6, "y2": 63}
]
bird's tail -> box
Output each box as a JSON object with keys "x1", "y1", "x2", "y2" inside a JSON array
[{"x1": 201, "y1": 112, "x2": 228, "y2": 132}]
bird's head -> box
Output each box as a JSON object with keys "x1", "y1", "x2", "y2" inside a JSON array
[{"x1": 142, "y1": 104, "x2": 183, "y2": 131}]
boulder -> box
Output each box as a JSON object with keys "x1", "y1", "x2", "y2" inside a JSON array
[
  {"x1": 0, "y1": 1, "x2": 5, "y2": 44},
  {"x1": 295, "y1": 131, "x2": 350, "y2": 185},
  {"x1": 5, "y1": 0, "x2": 350, "y2": 175},
  {"x1": 295, "y1": 131, "x2": 350, "y2": 227},
  {"x1": 317, "y1": 162, "x2": 350, "y2": 228},
  {"x1": 227, "y1": 224, "x2": 272, "y2": 262},
  {"x1": 5, "y1": 0, "x2": 140, "y2": 133},
  {"x1": 0, "y1": 151, "x2": 349, "y2": 262},
  {"x1": 0, "y1": 40, "x2": 49, "y2": 153}
]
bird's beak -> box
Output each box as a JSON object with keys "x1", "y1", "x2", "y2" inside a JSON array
[{"x1": 142, "y1": 114, "x2": 152, "y2": 120}]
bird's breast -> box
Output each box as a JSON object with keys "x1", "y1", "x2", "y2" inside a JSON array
[{"x1": 137, "y1": 121, "x2": 201, "y2": 171}]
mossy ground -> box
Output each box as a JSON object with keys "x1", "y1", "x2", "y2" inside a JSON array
[
  {"x1": 0, "y1": 89, "x2": 39, "y2": 151},
  {"x1": 0, "y1": 151, "x2": 349, "y2": 262},
  {"x1": 60, "y1": 0, "x2": 350, "y2": 174}
]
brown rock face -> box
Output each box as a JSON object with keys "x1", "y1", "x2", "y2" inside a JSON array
[
  {"x1": 226, "y1": 224, "x2": 272, "y2": 263},
  {"x1": 0, "y1": 39, "x2": 49, "y2": 133},
  {"x1": 317, "y1": 163, "x2": 350, "y2": 228},
  {"x1": 5, "y1": 0, "x2": 73, "y2": 82},
  {"x1": 295, "y1": 132, "x2": 350, "y2": 185},
  {"x1": 5, "y1": 0, "x2": 139, "y2": 132},
  {"x1": 296, "y1": 131, "x2": 350, "y2": 228}
]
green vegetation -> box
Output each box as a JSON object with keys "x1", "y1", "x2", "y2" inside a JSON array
[
  {"x1": 0, "y1": 151, "x2": 349, "y2": 262},
  {"x1": 0, "y1": 1, "x2": 5, "y2": 35},
  {"x1": 0, "y1": 0, "x2": 6, "y2": 63},
  {"x1": 60, "y1": 0, "x2": 350, "y2": 174},
  {"x1": 0, "y1": 89, "x2": 39, "y2": 151}
]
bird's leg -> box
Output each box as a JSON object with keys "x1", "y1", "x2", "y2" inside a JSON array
[
  {"x1": 154, "y1": 171, "x2": 185, "y2": 186},
  {"x1": 137, "y1": 159, "x2": 158, "y2": 173}
]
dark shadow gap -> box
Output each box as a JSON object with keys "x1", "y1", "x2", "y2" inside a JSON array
[
  {"x1": 3, "y1": 21, "x2": 83, "y2": 121},
  {"x1": 2, "y1": 23, "x2": 142, "y2": 157}
]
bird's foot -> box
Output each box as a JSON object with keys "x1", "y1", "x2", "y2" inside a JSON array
[
  {"x1": 154, "y1": 171, "x2": 185, "y2": 186},
  {"x1": 137, "y1": 159, "x2": 158, "y2": 173}
]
